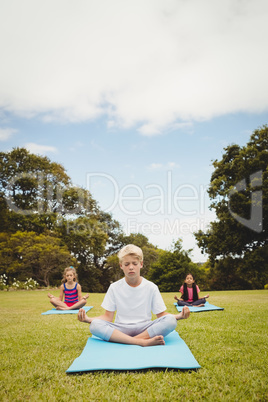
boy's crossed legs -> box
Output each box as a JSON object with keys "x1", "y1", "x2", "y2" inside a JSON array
[{"x1": 78, "y1": 307, "x2": 190, "y2": 347}]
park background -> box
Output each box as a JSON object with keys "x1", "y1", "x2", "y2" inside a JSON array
[
  {"x1": 0, "y1": 124, "x2": 267, "y2": 293},
  {"x1": 0, "y1": 0, "x2": 268, "y2": 292}
]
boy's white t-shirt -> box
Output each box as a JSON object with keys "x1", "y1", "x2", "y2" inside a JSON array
[{"x1": 101, "y1": 277, "x2": 166, "y2": 324}]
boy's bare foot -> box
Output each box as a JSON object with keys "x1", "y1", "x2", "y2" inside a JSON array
[
  {"x1": 140, "y1": 335, "x2": 165, "y2": 347},
  {"x1": 197, "y1": 304, "x2": 205, "y2": 307},
  {"x1": 174, "y1": 295, "x2": 179, "y2": 301}
]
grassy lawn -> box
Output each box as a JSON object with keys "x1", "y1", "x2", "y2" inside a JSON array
[{"x1": 0, "y1": 289, "x2": 267, "y2": 401}]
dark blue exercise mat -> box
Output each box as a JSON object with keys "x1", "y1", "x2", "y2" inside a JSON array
[
  {"x1": 42, "y1": 306, "x2": 93, "y2": 315},
  {"x1": 174, "y1": 301, "x2": 224, "y2": 312},
  {"x1": 66, "y1": 330, "x2": 201, "y2": 373}
]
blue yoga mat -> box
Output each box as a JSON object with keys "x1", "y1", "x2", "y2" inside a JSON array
[
  {"x1": 174, "y1": 301, "x2": 224, "y2": 312},
  {"x1": 42, "y1": 306, "x2": 93, "y2": 315},
  {"x1": 66, "y1": 330, "x2": 200, "y2": 372}
]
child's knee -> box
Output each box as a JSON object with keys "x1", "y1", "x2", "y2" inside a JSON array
[
  {"x1": 148, "y1": 314, "x2": 177, "y2": 338},
  {"x1": 90, "y1": 319, "x2": 112, "y2": 341},
  {"x1": 165, "y1": 314, "x2": 177, "y2": 331},
  {"x1": 89, "y1": 318, "x2": 101, "y2": 334}
]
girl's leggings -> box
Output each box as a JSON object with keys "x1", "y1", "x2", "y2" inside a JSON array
[
  {"x1": 89, "y1": 314, "x2": 177, "y2": 342},
  {"x1": 177, "y1": 298, "x2": 206, "y2": 306}
]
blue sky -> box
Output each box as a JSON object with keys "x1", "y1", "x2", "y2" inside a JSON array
[{"x1": 1, "y1": 0, "x2": 268, "y2": 261}]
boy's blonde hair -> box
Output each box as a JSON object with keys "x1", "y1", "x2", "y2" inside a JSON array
[{"x1": 118, "y1": 244, "x2": 143, "y2": 263}]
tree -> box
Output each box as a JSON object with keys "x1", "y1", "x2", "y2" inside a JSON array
[
  {"x1": 0, "y1": 149, "x2": 100, "y2": 234},
  {"x1": 0, "y1": 231, "x2": 74, "y2": 286},
  {"x1": 147, "y1": 239, "x2": 199, "y2": 292},
  {"x1": 57, "y1": 216, "x2": 109, "y2": 292},
  {"x1": 195, "y1": 126, "x2": 268, "y2": 260},
  {"x1": 204, "y1": 246, "x2": 268, "y2": 290},
  {"x1": 60, "y1": 186, "x2": 99, "y2": 217},
  {"x1": 195, "y1": 126, "x2": 268, "y2": 289},
  {"x1": 104, "y1": 254, "x2": 124, "y2": 283},
  {"x1": 0, "y1": 148, "x2": 70, "y2": 233},
  {"x1": 0, "y1": 148, "x2": 125, "y2": 290},
  {"x1": 0, "y1": 193, "x2": 9, "y2": 232}
]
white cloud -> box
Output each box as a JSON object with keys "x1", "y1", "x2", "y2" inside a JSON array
[
  {"x1": 25, "y1": 143, "x2": 57, "y2": 155},
  {"x1": 0, "y1": 0, "x2": 267, "y2": 135},
  {"x1": 138, "y1": 124, "x2": 162, "y2": 137},
  {"x1": 0, "y1": 128, "x2": 17, "y2": 141}
]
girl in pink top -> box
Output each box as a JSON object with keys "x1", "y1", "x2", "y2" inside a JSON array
[{"x1": 174, "y1": 273, "x2": 209, "y2": 307}]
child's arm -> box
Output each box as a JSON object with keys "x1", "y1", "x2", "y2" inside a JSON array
[
  {"x1": 197, "y1": 286, "x2": 209, "y2": 299},
  {"x1": 77, "y1": 284, "x2": 83, "y2": 300},
  {"x1": 199, "y1": 294, "x2": 209, "y2": 299},
  {"x1": 58, "y1": 284, "x2": 64, "y2": 301},
  {"x1": 178, "y1": 286, "x2": 184, "y2": 300},
  {"x1": 174, "y1": 292, "x2": 184, "y2": 301},
  {"x1": 77, "y1": 284, "x2": 89, "y2": 301},
  {"x1": 78, "y1": 309, "x2": 114, "y2": 324}
]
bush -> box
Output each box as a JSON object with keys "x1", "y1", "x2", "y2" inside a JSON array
[
  {"x1": 0, "y1": 276, "x2": 39, "y2": 291},
  {"x1": 0, "y1": 274, "x2": 8, "y2": 290},
  {"x1": 11, "y1": 278, "x2": 39, "y2": 290}
]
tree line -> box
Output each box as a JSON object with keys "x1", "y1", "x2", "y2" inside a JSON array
[{"x1": 0, "y1": 125, "x2": 267, "y2": 291}]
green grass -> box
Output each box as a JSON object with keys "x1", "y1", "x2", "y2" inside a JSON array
[{"x1": 0, "y1": 289, "x2": 267, "y2": 401}]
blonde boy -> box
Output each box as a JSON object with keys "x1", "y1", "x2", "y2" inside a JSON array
[{"x1": 78, "y1": 244, "x2": 190, "y2": 346}]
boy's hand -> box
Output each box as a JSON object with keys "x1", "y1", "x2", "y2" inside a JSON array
[
  {"x1": 181, "y1": 306, "x2": 190, "y2": 319},
  {"x1": 78, "y1": 308, "x2": 91, "y2": 323},
  {"x1": 175, "y1": 306, "x2": 190, "y2": 320}
]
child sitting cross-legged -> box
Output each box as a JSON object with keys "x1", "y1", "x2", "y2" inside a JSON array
[
  {"x1": 78, "y1": 244, "x2": 190, "y2": 347},
  {"x1": 174, "y1": 273, "x2": 209, "y2": 307},
  {"x1": 48, "y1": 266, "x2": 89, "y2": 310}
]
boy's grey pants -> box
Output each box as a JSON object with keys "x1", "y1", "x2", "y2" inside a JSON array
[{"x1": 89, "y1": 314, "x2": 177, "y2": 342}]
